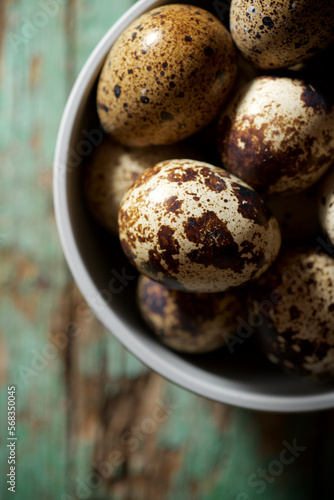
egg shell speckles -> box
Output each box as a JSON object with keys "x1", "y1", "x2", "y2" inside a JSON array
[
  {"x1": 137, "y1": 275, "x2": 245, "y2": 353},
  {"x1": 251, "y1": 249, "x2": 334, "y2": 380},
  {"x1": 230, "y1": 0, "x2": 334, "y2": 69},
  {"x1": 96, "y1": 4, "x2": 237, "y2": 147},
  {"x1": 319, "y1": 167, "x2": 334, "y2": 246},
  {"x1": 118, "y1": 159, "x2": 281, "y2": 293},
  {"x1": 217, "y1": 76, "x2": 334, "y2": 195},
  {"x1": 83, "y1": 136, "x2": 203, "y2": 235}
]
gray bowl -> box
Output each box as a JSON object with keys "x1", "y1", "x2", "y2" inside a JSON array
[{"x1": 53, "y1": 0, "x2": 334, "y2": 411}]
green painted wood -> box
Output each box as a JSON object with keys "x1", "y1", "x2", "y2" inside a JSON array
[
  {"x1": 0, "y1": 0, "x2": 72, "y2": 496},
  {"x1": 0, "y1": 0, "x2": 334, "y2": 499}
]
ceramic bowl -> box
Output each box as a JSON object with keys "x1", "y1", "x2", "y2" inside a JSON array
[{"x1": 53, "y1": 0, "x2": 334, "y2": 412}]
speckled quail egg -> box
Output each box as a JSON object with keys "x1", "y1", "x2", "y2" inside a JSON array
[
  {"x1": 137, "y1": 274, "x2": 245, "y2": 353},
  {"x1": 230, "y1": 0, "x2": 334, "y2": 69},
  {"x1": 319, "y1": 166, "x2": 334, "y2": 246},
  {"x1": 118, "y1": 159, "x2": 281, "y2": 293},
  {"x1": 83, "y1": 135, "x2": 202, "y2": 235},
  {"x1": 250, "y1": 249, "x2": 334, "y2": 380},
  {"x1": 97, "y1": 4, "x2": 237, "y2": 147},
  {"x1": 217, "y1": 76, "x2": 334, "y2": 195}
]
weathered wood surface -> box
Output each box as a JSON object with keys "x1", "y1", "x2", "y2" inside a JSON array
[{"x1": 0, "y1": 0, "x2": 334, "y2": 498}]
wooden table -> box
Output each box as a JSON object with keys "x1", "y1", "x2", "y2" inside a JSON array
[{"x1": 0, "y1": 1, "x2": 333, "y2": 498}]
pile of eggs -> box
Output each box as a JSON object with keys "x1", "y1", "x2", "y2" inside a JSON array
[{"x1": 83, "y1": 1, "x2": 334, "y2": 380}]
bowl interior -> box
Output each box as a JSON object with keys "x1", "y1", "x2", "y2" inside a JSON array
[{"x1": 54, "y1": 0, "x2": 334, "y2": 411}]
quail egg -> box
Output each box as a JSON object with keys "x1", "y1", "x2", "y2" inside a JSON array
[
  {"x1": 83, "y1": 135, "x2": 202, "y2": 235},
  {"x1": 97, "y1": 4, "x2": 237, "y2": 147},
  {"x1": 318, "y1": 166, "x2": 334, "y2": 247},
  {"x1": 118, "y1": 159, "x2": 281, "y2": 293},
  {"x1": 251, "y1": 248, "x2": 334, "y2": 379},
  {"x1": 137, "y1": 274, "x2": 245, "y2": 353},
  {"x1": 230, "y1": 0, "x2": 334, "y2": 69},
  {"x1": 217, "y1": 76, "x2": 334, "y2": 195}
]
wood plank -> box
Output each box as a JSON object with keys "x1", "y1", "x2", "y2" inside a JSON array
[{"x1": 0, "y1": 0, "x2": 70, "y2": 497}]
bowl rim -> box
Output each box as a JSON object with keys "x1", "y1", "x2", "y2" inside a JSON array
[{"x1": 53, "y1": 0, "x2": 334, "y2": 412}]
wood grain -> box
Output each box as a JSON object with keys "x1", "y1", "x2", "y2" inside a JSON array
[{"x1": 0, "y1": 0, "x2": 334, "y2": 499}]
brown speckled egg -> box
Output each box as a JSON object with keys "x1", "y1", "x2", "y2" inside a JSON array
[
  {"x1": 137, "y1": 275, "x2": 244, "y2": 353},
  {"x1": 217, "y1": 76, "x2": 334, "y2": 195},
  {"x1": 230, "y1": 0, "x2": 334, "y2": 69},
  {"x1": 118, "y1": 159, "x2": 281, "y2": 293},
  {"x1": 97, "y1": 4, "x2": 237, "y2": 147},
  {"x1": 319, "y1": 167, "x2": 334, "y2": 246},
  {"x1": 251, "y1": 249, "x2": 334, "y2": 380},
  {"x1": 83, "y1": 136, "x2": 202, "y2": 235}
]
